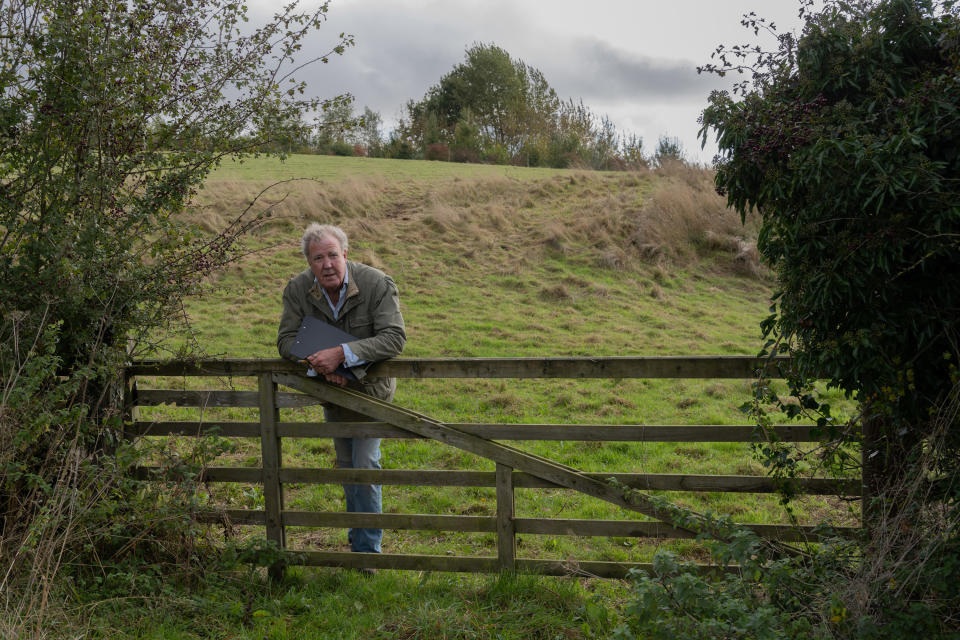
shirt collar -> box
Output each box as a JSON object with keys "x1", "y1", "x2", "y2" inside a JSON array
[{"x1": 315, "y1": 266, "x2": 349, "y2": 318}]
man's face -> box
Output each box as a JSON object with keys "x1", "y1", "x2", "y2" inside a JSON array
[{"x1": 307, "y1": 235, "x2": 347, "y2": 293}]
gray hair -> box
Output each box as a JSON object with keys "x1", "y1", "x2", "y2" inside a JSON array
[{"x1": 301, "y1": 223, "x2": 348, "y2": 258}]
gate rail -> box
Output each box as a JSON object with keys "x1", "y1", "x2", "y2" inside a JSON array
[{"x1": 126, "y1": 356, "x2": 861, "y2": 579}]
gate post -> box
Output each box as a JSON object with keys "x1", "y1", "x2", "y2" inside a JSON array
[
  {"x1": 496, "y1": 463, "x2": 516, "y2": 571},
  {"x1": 259, "y1": 373, "x2": 286, "y2": 580}
]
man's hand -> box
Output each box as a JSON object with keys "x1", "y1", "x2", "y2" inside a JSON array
[
  {"x1": 306, "y1": 346, "x2": 345, "y2": 376},
  {"x1": 323, "y1": 372, "x2": 348, "y2": 386}
]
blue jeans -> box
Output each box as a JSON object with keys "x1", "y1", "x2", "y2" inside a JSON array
[{"x1": 325, "y1": 405, "x2": 382, "y2": 553}]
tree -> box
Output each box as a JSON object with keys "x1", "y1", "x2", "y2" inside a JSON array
[
  {"x1": 357, "y1": 106, "x2": 385, "y2": 156},
  {"x1": 667, "y1": 0, "x2": 960, "y2": 633},
  {"x1": 701, "y1": 0, "x2": 959, "y2": 474},
  {"x1": 652, "y1": 135, "x2": 685, "y2": 167},
  {"x1": 0, "y1": 0, "x2": 350, "y2": 615}
]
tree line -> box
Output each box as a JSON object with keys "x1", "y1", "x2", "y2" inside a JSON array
[{"x1": 254, "y1": 43, "x2": 679, "y2": 169}]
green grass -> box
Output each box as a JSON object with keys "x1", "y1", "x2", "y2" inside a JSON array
[
  {"x1": 104, "y1": 154, "x2": 859, "y2": 639},
  {"x1": 213, "y1": 153, "x2": 580, "y2": 183},
  {"x1": 81, "y1": 569, "x2": 617, "y2": 639}
]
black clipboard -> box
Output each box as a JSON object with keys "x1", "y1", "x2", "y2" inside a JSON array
[{"x1": 290, "y1": 315, "x2": 359, "y2": 381}]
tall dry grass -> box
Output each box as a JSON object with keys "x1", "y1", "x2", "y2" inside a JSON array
[
  {"x1": 632, "y1": 161, "x2": 764, "y2": 276},
  {"x1": 187, "y1": 164, "x2": 764, "y2": 279}
]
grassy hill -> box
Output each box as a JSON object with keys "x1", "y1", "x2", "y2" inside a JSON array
[{"x1": 111, "y1": 155, "x2": 855, "y2": 639}]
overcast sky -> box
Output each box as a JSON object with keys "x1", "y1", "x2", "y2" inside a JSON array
[{"x1": 263, "y1": 0, "x2": 816, "y2": 164}]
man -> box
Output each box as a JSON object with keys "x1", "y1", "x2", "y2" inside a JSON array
[{"x1": 278, "y1": 223, "x2": 405, "y2": 557}]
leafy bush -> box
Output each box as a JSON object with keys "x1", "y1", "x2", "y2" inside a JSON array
[
  {"x1": 451, "y1": 148, "x2": 480, "y2": 163},
  {"x1": 611, "y1": 0, "x2": 960, "y2": 637},
  {"x1": 0, "y1": 0, "x2": 347, "y2": 630},
  {"x1": 484, "y1": 143, "x2": 510, "y2": 165},
  {"x1": 425, "y1": 143, "x2": 450, "y2": 161},
  {"x1": 330, "y1": 140, "x2": 354, "y2": 156}
]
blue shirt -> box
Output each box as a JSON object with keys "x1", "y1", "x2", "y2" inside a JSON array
[{"x1": 317, "y1": 270, "x2": 365, "y2": 367}]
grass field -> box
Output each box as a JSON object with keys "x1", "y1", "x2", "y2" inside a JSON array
[{"x1": 108, "y1": 154, "x2": 858, "y2": 639}]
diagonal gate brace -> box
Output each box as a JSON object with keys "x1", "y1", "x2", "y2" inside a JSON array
[{"x1": 274, "y1": 373, "x2": 701, "y2": 537}]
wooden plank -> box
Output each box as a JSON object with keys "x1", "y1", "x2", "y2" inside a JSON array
[
  {"x1": 514, "y1": 518, "x2": 859, "y2": 542},
  {"x1": 192, "y1": 511, "x2": 858, "y2": 544},
  {"x1": 365, "y1": 356, "x2": 793, "y2": 379},
  {"x1": 274, "y1": 422, "x2": 822, "y2": 442},
  {"x1": 136, "y1": 389, "x2": 260, "y2": 407},
  {"x1": 129, "y1": 421, "x2": 261, "y2": 438},
  {"x1": 289, "y1": 550, "x2": 733, "y2": 578},
  {"x1": 130, "y1": 356, "x2": 793, "y2": 379},
  {"x1": 514, "y1": 473, "x2": 862, "y2": 496},
  {"x1": 133, "y1": 466, "x2": 261, "y2": 483},
  {"x1": 196, "y1": 509, "x2": 266, "y2": 525},
  {"x1": 293, "y1": 550, "x2": 498, "y2": 573},
  {"x1": 282, "y1": 511, "x2": 494, "y2": 532},
  {"x1": 273, "y1": 374, "x2": 700, "y2": 537},
  {"x1": 279, "y1": 468, "x2": 494, "y2": 486},
  {"x1": 135, "y1": 465, "x2": 858, "y2": 497},
  {"x1": 278, "y1": 468, "x2": 858, "y2": 496},
  {"x1": 515, "y1": 558, "x2": 736, "y2": 579},
  {"x1": 277, "y1": 422, "x2": 401, "y2": 438},
  {"x1": 496, "y1": 464, "x2": 516, "y2": 571},
  {"x1": 134, "y1": 389, "x2": 318, "y2": 408},
  {"x1": 128, "y1": 358, "x2": 304, "y2": 376},
  {"x1": 259, "y1": 373, "x2": 285, "y2": 580}
]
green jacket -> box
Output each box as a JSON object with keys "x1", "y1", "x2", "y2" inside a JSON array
[{"x1": 277, "y1": 261, "x2": 406, "y2": 401}]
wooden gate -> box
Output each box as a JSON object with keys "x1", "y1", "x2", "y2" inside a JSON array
[{"x1": 127, "y1": 356, "x2": 860, "y2": 578}]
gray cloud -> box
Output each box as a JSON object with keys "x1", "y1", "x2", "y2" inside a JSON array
[
  {"x1": 249, "y1": 0, "x2": 747, "y2": 161},
  {"x1": 539, "y1": 39, "x2": 725, "y2": 105}
]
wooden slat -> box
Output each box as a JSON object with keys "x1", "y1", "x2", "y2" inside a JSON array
[
  {"x1": 293, "y1": 550, "x2": 498, "y2": 573},
  {"x1": 514, "y1": 518, "x2": 859, "y2": 542},
  {"x1": 274, "y1": 422, "x2": 821, "y2": 442},
  {"x1": 129, "y1": 421, "x2": 261, "y2": 437},
  {"x1": 514, "y1": 473, "x2": 862, "y2": 496},
  {"x1": 130, "y1": 356, "x2": 792, "y2": 379},
  {"x1": 193, "y1": 510, "x2": 858, "y2": 544},
  {"x1": 273, "y1": 374, "x2": 700, "y2": 537},
  {"x1": 134, "y1": 390, "x2": 318, "y2": 408},
  {"x1": 496, "y1": 464, "x2": 516, "y2": 570},
  {"x1": 136, "y1": 389, "x2": 259, "y2": 407},
  {"x1": 196, "y1": 509, "x2": 266, "y2": 525},
  {"x1": 135, "y1": 466, "x2": 859, "y2": 496},
  {"x1": 514, "y1": 558, "x2": 736, "y2": 579},
  {"x1": 132, "y1": 466, "x2": 261, "y2": 482},
  {"x1": 259, "y1": 374, "x2": 286, "y2": 578},
  {"x1": 289, "y1": 551, "x2": 733, "y2": 578},
  {"x1": 128, "y1": 358, "x2": 304, "y2": 376},
  {"x1": 367, "y1": 356, "x2": 791, "y2": 379},
  {"x1": 279, "y1": 468, "x2": 493, "y2": 486},
  {"x1": 279, "y1": 468, "x2": 859, "y2": 495},
  {"x1": 283, "y1": 511, "x2": 494, "y2": 532},
  {"x1": 128, "y1": 419, "x2": 824, "y2": 443}
]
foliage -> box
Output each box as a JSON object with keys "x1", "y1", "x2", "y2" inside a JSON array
[
  {"x1": 0, "y1": 0, "x2": 347, "y2": 628},
  {"x1": 614, "y1": 395, "x2": 960, "y2": 638},
  {"x1": 653, "y1": 135, "x2": 686, "y2": 167},
  {"x1": 614, "y1": 0, "x2": 960, "y2": 637},
  {"x1": 401, "y1": 44, "x2": 645, "y2": 169},
  {"x1": 700, "y1": 0, "x2": 960, "y2": 464}
]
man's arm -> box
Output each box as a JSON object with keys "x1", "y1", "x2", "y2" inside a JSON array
[
  {"x1": 277, "y1": 279, "x2": 305, "y2": 361},
  {"x1": 344, "y1": 275, "x2": 406, "y2": 372}
]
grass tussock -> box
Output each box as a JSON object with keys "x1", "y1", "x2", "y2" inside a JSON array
[{"x1": 633, "y1": 161, "x2": 765, "y2": 276}]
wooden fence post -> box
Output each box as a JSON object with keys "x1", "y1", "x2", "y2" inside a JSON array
[
  {"x1": 259, "y1": 373, "x2": 286, "y2": 580},
  {"x1": 496, "y1": 463, "x2": 516, "y2": 571}
]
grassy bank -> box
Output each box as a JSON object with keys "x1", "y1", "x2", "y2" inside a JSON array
[{"x1": 90, "y1": 155, "x2": 856, "y2": 638}]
